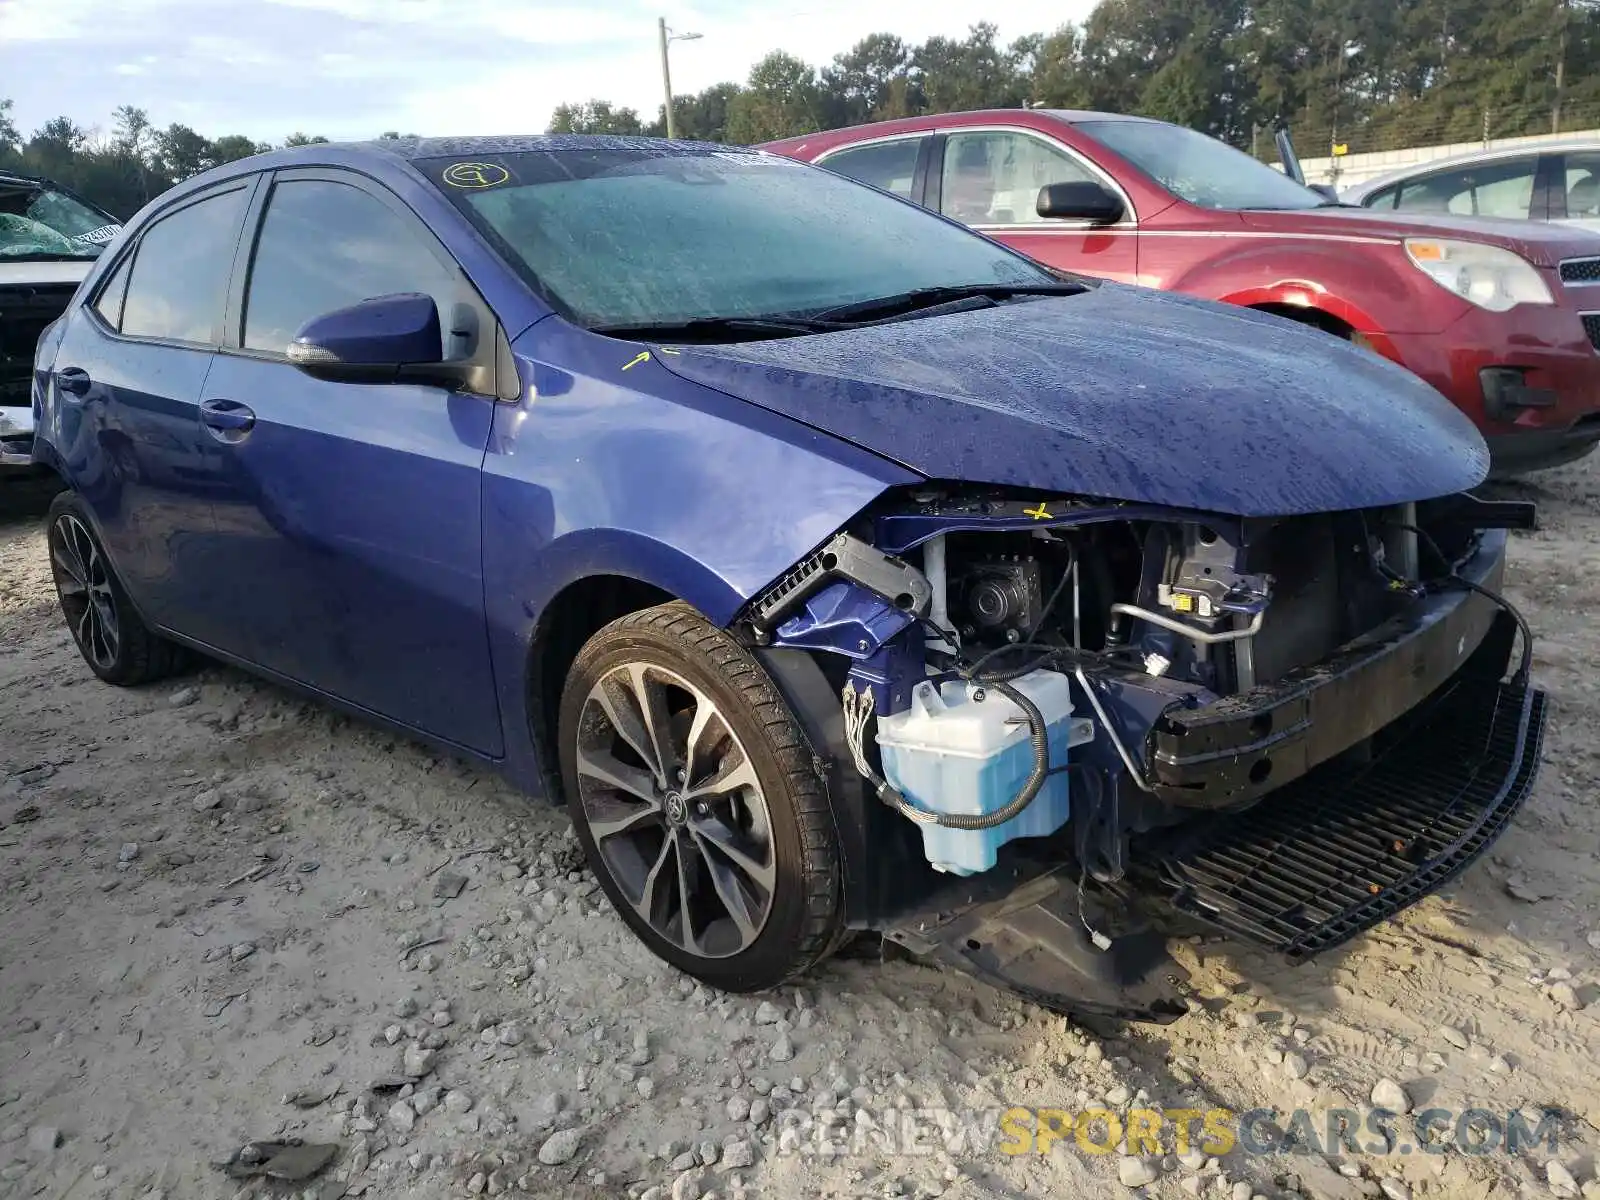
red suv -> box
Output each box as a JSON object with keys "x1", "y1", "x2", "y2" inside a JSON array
[{"x1": 764, "y1": 110, "x2": 1600, "y2": 476}]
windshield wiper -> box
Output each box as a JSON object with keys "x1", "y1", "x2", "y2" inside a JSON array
[
  {"x1": 810, "y1": 280, "x2": 1086, "y2": 324},
  {"x1": 592, "y1": 314, "x2": 844, "y2": 343}
]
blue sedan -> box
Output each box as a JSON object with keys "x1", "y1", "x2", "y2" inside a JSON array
[{"x1": 31, "y1": 135, "x2": 1546, "y2": 1019}]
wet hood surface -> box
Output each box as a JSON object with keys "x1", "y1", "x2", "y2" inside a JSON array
[{"x1": 658, "y1": 284, "x2": 1489, "y2": 517}]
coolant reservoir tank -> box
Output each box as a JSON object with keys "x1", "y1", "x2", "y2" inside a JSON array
[{"x1": 874, "y1": 668, "x2": 1093, "y2": 876}]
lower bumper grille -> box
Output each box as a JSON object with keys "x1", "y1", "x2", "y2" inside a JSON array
[{"x1": 1142, "y1": 677, "x2": 1546, "y2": 961}]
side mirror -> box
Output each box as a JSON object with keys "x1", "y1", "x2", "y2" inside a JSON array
[
  {"x1": 1308, "y1": 183, "x2": 1339, "y2": 201},
  {"x1": 287, "y1": 292, "x2": 445, "y2": 382},
  {"x1": 1036, "y1": 180, "x2": 1124, "y2": 225}
]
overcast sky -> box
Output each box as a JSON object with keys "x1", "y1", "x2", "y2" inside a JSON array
[{"x1": 1, "y1": 0, "x2": 1097, "y2": 145}]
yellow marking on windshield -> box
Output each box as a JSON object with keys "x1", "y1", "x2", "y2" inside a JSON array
[{"x1": 442, "y1": 162, "x2": 510, "y2": 188}]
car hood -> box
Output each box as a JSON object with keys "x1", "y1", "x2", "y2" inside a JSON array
[
  {"x1": 656, "y1": 284, "x2": 1488, "y2": 517},
  {"x1": 1238, "y1": 207, "x2": 1600, "y2": 269},
  {"x1": 0, "y1": 260, "x2": 95, "y2": 285}
]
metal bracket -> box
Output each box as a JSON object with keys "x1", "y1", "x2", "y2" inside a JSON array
[{"x1": 749, "y1": 531, "x2": 931, "y2": 638}]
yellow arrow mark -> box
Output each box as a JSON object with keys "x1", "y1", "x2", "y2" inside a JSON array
[{"x1": 621, "y1": 352, "x2": 651, "y2": 371}]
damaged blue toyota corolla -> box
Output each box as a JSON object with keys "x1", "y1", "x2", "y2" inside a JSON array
[{"x1": 33, "y1": 136, "x2": 1547, "y2": 1021}]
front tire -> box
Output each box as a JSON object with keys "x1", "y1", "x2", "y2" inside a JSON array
[
  {"x1": 558, "y1": 602, "x2": 842, "y2": 992},
  {"x1": 46, "y1": 490, "x2": 187, "y2": 685}
]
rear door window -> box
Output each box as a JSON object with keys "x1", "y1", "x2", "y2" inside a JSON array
[
  {"x1": 93, "y1": 253, "x2": 134, "y2": 329},
  {"x1": 120, "y1": 187, "x2": 249, "y2": 344},
  {"x1": 1560, "y1": 151, "x2": 1600, "y2": 220},
  {"x1": 818, "y1": 139, "x2": 924, "y2": 200},
  {"x1": 1393, "y1": 158, "x2": 1537, "y2": 220}
]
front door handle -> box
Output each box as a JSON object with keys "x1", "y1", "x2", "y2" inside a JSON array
[
  {"x1": 200, "y1": 398, "x2": 256, "y2": 439},
  {"x1": 55, "y1": 366, "x2": 91, "y2": 397}
]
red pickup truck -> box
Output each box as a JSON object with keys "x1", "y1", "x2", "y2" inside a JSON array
[{"x1": 763, "y1": 110, "x2": 1600, "y2": 476}]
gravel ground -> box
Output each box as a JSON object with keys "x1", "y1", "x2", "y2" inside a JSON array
[{"x1": 2, "y1": 466, "x2": 1598, "y2": 1200}]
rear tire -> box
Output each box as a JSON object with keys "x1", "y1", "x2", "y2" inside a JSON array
[
  {"x1": 558, "y1": 601, "x2": 842, "y2": 992},
  {"x1": 46, "y1": 490, "x2": 188, "y2": 685}
]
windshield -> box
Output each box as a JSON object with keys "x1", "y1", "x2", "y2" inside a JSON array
[
  {"x1": 0, "y1": 181, "x2": 120, "y2": 259},
  {"x1": 419, "y1": 148, "x2": 1055, "y2": 329},
  {"x1": 1078, "y1": 120, "x2": 1327, "y2": 212}
]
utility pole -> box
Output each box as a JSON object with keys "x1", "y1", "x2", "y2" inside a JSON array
[
  {"x1": 658, "y1": 17, "x2": 676, "y2": 139},
  {"x1": 1552, "y1": 0, "x2": 1568, "y2": 134},
  {"x1": 657, "y1": 18, "x2": 702, "y2": 140}
]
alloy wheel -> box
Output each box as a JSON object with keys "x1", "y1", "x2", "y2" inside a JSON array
[
  {"x1": 50, "y1": 513, "x2": 120, "y2": 671},
  {"x1": 574, "y1": 662, "x2": 777, "y2": 959}
]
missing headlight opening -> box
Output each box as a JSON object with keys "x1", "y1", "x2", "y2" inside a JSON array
[{"x1": 749, "y1": 485, "x2": 1545, "y2": 1020}]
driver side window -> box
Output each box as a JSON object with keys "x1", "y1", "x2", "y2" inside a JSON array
[
  {"x1": 940, "y1": 131, "x2": 1098, "y2": 227},
  {"x1": 242, "y1": 178, "x2": 460, "y2": 355}
]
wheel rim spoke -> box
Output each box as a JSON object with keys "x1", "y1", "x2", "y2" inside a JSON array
[
  {"x1": 624, "y1": 663, "x2": 678, "y2": 783},
  {"x1": 672, "y1": 829, "x2": 702, "y2": 954},
  {"x1": 576, "y1": 747, "x2": 660, "y2": 805},
  {"x1": 681, "y1": 695, "x2": 721, "y2": 785},
  {"x1": 683, "y1": 745, "x2": 760, "y2": 802},
  {"x1": 594, "y1": 673, "x2": 665, "y2": 783},
  {"x1": 637, "y1": 832, "x2": 676, "y2": 921},
  {"x1": 52, "y1": 547, "x2": 87, "y2": 595},
  {"x1": 585, "y1": 797, "x2": 662, "y2": 843},
  {"x1": 690, "y1": 813, "x2": 776, "y2": 894},
  {"x1": 689, "y1": 826, "x2": 763, "y2": 944},
  {"x1": 576, "y1": 659, "x2": 776, "y2": 960}
]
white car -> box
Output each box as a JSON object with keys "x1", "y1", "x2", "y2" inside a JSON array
[
  {"x1": 2, "y1": 171, "x2": 123, "y2": 470},
  {"x1": 1341, "y1": 139, "x2": 1600, "y2": 234}
]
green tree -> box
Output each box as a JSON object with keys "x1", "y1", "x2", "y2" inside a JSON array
[
  {"x1": 0, "y1": 99, "x2": 20, "y2": 161},
  {"x1": 547, "y1": 100, "x2": 645, "y2": 135},
  {"x1": 911, "y1": 23, "x2": 1026, "y2": 114},
  {"x1": 822, "y1": 34, "x2": 920, "y2": 125},
  {"x1": 648, "y1": 82, "x2": 744, "y2": 141},
  {"x1": 155, "y1": 123, "x2": 214, "y2": 180},
  {"x1": 210, "y1": 135, "x2": 268, "y2": 164},
  {"x1": 1019, "y1": 26, "x2": 1090, "y2": 108},
  {"x1": 725, "y1": 52, "x2": 823, "y2": 143},
  {"x1": 284, "y1": 132, "x2": 331, "y2": 146}
]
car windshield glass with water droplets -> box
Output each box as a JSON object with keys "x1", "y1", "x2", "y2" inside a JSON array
[
  {"x1": 420, "y1": 149, "x2": 1054, "y2": 328},
  {"x1": 1079, "y1": 120, "x2": 1326, "y2": 212}
]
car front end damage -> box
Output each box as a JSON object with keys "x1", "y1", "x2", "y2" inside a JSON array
[{"x1": 741, "y1": 485, "x2": 1546, "y2": 1023}]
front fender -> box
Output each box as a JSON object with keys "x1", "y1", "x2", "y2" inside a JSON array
[
  {"x1": 1172, "y1": 240, "x2": 1458, "y2": 338},
  {"x1": 482, "y1": 318, "x2": 919, "y2": 792}
]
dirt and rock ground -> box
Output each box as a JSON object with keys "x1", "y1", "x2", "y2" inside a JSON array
[{"x1": 2, "y1": 465, "x2": 1598, "y2": 1200}]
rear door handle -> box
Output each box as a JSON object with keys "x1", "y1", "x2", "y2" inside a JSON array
[
  {"x1": 55, "y1": 367, "x2": 91, "y2": 397},
  {"x1": 200, "y1": 398, "x2": 256, "y2": 438}
]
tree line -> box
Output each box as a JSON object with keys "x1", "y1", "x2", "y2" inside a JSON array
[
  {"x1": 0, "y1": 100, "x2": 412, "y2": 220},
  {"x1": 552, "y1": 0, "x2": 1600, "y2": 157},
  {"x1": 5, "y1": 0, "x2": 1597, "y2": 217}
]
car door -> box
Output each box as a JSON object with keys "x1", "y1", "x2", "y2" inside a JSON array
[
  {"x1": 199, "y1": 168, "x2": 504, "y2": 755},
  {"x1": 928, "y1": 128, "x2": 1138, "y2": 283},
  {"x1": 45, "y1": 179, "x2": 255, "y2": 645}
]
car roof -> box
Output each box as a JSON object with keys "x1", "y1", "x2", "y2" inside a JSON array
[
  {"x1": 141, "y1": 133, "x2": 761, "y2": 218},
  {"x1": 1343, "y1": 138, "x2": 1600, "y2": 199},
  {"x1": 758, "y1": 108, "x2": 1165, "y2": 155},
  {"x1": 320, "y1": 133, "x2": 728, "y2": 160}
]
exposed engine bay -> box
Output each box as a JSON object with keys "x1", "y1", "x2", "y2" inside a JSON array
[{"x1": 742, "y1": 485, "x2": 1547, "y2": 1022}]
